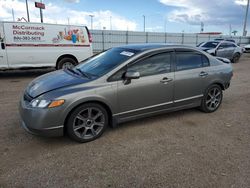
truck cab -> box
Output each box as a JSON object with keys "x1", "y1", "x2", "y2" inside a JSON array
[{"x1": 0, "y1": 23, "x2": 8, "y2": 68}]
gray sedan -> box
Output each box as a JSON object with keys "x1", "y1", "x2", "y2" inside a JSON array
[
  {"x1": 199, "y1": 41, "x2": 243, "y2": 63},
  {"x1": 19, "y1": 44, "x2": 233, "y2": 143}
]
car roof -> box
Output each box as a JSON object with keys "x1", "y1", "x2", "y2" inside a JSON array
[
  {"x1": 206, "y1": 40, "x2": 235, "y2": 44},
  {"x1": 117, "y1": 43, "x2": 192, "y2": 52}
]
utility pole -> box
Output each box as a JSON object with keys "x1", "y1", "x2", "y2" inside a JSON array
[
  {"x1": 243, "y1": 0, "x2": 249, "y2": 36},
  {"x1": 110, "y1": 16, "x2": 112, "y2": 30},
  {"x1": 12, "y1": 8, "x2": 15, "y2": 22},
  {"x1": 25, "y1": 0, "x2": 30, "y2": 22},
  {"x1": 164, "y1": 19, "x2": 167, "y2": 33},
  {"x1": 89, "y1": 15, "x2": 94, "y2": 30},
  {"x1": 229, "y1": 24, "x2": 232, "y2": 36},
  {"x1": 143, "y1": 15, "x2": 145, "y2": 32},
  {"x1": 200, "y1": 22, "x2": 204, "y2": 33}
]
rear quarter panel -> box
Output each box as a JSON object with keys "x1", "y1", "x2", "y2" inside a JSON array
[{"x1": 205, "y1": 59, "x2": 233, "y2": 90}]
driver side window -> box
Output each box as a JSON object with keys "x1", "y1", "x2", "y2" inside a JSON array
[
  {"x1": 219, "y1": 43, "x2": 228, "y2": 49},
  {"x1": 127, "y1": 52, "x2": 172, "y2": 77},
  {"x1": 108, "y1": 52, "x2": 172, "y2": 82}
]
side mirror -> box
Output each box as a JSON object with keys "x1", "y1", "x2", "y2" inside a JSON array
[
  {"x1": 125, "y1": 71, "x2": 140, "y2": 80},
  {"x1": 218, "y1": 46, "x2": 223, "y2": 50},
  {"x1": 123, "y1": 71, "x2": 140, "y2": 85}
]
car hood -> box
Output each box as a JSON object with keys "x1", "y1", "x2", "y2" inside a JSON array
[
  {"x1": 26, "y1": 70, "x2": 90, "y2": 98},
  {"x1": 215, "y1": 57, "x2": 231, "y2": 64},
  {"x1": 199, "y1": 47, "x2": 213, "y2": 51}
]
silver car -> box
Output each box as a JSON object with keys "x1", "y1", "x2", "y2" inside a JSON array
[
  {"x1": 19, "y1": 44, "x2": 233, "y2": 143},
  {"x1": 199, "y1": 41, "x2": 243, "y2": 63}
]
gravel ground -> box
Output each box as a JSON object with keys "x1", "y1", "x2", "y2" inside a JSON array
[{"x1": 0, "y1": 54, "x2": 250, "y2": 188}]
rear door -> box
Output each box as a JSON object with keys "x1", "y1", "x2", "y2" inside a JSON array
[
  {"x1": 174, "y1": 49, "x2": 209, "y2": 106},
  {"x1": 0, "y1": 23, "x2": 8, "y2": 68}
]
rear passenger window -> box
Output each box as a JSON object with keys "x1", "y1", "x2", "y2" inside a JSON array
[
  {"x1": 202, "y1": 55, "x2": 209, "y2": 67},
  {"x1": 176, "y1": 52, "x2": 203, "y2": 71},
  {"x1": 228, "y1": 43, "x2": 236, "y2": 48}
]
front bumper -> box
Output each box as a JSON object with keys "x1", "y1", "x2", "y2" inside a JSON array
[
  {"x1": 21, "y1": 120, "x2": 63, "y2": 137},
  {"x1": 19, "y1": 97, "x2": 64, "y2": 137}
]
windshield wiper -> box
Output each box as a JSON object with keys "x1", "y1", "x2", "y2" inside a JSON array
[
  {"x1": 75, "y1": 68, "x2": 91, "y2": 79},
  {"x1": 66, "y1": 67, "x2": 79, "y2": 75}
]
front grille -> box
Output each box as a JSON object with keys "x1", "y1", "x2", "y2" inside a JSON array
[{"x1": 23, "y1": 92, "x2": 33, "y2": 103}]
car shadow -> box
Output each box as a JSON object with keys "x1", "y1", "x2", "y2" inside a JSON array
[{"x1": 0, "y1": 68, "x2": 55, "y2": 78}]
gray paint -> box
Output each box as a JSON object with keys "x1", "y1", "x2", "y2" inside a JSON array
[{"x1": 19, "y1": 44, "x2": 233, "y2": 137}]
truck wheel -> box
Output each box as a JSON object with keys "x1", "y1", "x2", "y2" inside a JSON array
[
  {"x1": 57, "y1": 57, "x2": 77, "y2": 69},
  {"x1": 66, "y1": 103, "x2": 108, "y2": 143}
]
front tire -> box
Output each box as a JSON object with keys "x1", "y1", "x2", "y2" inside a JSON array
[
  {"x1": 232, "y1": 53, "x2": 240, "y2": 63},
  {"x1": 200, "y1": 84, "x2": 223, "y2": 113},
  {"x1": 66, "y1": 103, "x2": 108, "y2": 143}
]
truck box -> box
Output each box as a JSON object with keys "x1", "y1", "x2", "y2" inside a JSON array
[{"x1": 0, "y1": 22, "x2": 93, "y2": 69}]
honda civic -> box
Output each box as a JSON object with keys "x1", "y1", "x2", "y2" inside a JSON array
[{"x1": 19, "y1": 44, "x2": 233, "y2": 142}]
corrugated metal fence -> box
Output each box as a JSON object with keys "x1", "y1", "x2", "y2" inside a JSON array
[{"x1": 90, "y1": 30, "x2": 250, "y2": 53}]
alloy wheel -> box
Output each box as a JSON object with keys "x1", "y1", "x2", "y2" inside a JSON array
[
  {"x1": 73, "y1": 107, "x2": 105, "y2": 140},
  {"x1": 205, "y1": 87, "x2": 222, "y2": 111}
]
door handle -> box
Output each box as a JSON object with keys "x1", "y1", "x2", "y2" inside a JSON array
[
  {"x1": 160, "y1": 77, "x2": 173, "y2": 84},
  {"x1": 199, "y1": 71, "x2": 208, "y2": 77}
]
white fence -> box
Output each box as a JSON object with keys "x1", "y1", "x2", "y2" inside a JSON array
[{"x1": 90, "y1": 30, "x2": 250, "y2": 52}]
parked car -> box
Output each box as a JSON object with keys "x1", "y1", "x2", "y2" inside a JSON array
[
  {"x1": 214, "y1": 38, "x2": 236, "y2": 43},
  {"x1": 19, "y1": 44, "x2": 233, "y2": 143},
  {"x1": 243, "y1": 44, "x2": 250, "y2": 53},
  {"x1": 0, "y1": 21, "x2": 93, "y2": 70},
  {"x1": 199, "y1": 41, "x2": 243, "y2": 63},
  {"x1": 196, "y1": 42, "x2": 205, "y2": 47}
]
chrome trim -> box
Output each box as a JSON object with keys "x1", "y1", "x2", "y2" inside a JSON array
[
  {"x1": 174, "y1": 94, "x2": 203, "y2": 103},
  {"x1": 113, "y1": 101, "x2": 173, "y2": 116},
  {"x1": 113, "y1": 94, "x2": 203, "y2": 116},
  {"x1": 43, "y1": 125, "x2": 64, "y2": 130}
]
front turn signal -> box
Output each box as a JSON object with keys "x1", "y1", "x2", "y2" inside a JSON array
[{"x1": 48, "y1": 99, "x2": 65, "y2": 108}]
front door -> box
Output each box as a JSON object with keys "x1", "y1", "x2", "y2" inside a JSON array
[
  {"x1": 216, "y1": 42, "x2": 228, "y2": 58},
  {"x1": 115, "y1": 51, "x2": 174, "y2": 119},
  {"x1": 0, "y1": 24, "x2": 8, "y2": 68}
]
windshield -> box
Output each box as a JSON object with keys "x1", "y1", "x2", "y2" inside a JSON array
[
  {"x1": 202, "y1": 41, "x2": 219, "y2": 48},
  {"x1": 75, "y1": 48, "x2": 139, "y2": 77}
]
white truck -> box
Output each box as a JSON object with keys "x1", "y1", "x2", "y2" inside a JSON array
[{"x1": 0, "y1": 22, "x2": 93, "y2": 70}]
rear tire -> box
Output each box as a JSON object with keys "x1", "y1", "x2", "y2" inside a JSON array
[
  {"x1": 200, "y1": 84, "x2": 223, "y2": 113},
  {"x1": 57, "y1": 57, "x2": 77, "y2": 69},
  {"x1": 66, "y1": 103, "x2": 108, "y2": 143}
]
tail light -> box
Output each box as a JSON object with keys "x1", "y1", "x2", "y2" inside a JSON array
[{"x1": 86, "y1": 27, "x2": 92, "y2": 43}]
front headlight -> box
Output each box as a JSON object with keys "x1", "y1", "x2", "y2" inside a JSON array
[
  {"x1": 30, "y1": 99, "x2": 65, "y2": 108},
  {"x1": 30, "y1": 99, "x2": 51, "y2": 108}
]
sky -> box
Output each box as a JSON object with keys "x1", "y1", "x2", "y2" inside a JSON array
[{"x1": 0, "y1": 0, "x2": 249, "y2": 35}]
